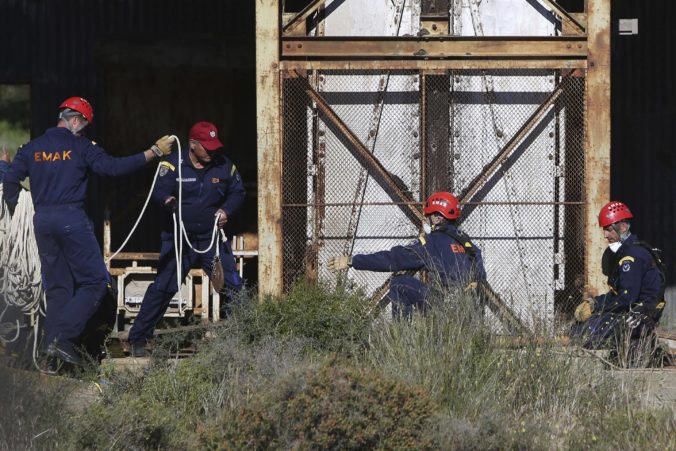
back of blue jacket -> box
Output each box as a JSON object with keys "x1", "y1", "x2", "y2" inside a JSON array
[
  {"x1": 351, "y1": 224, "x2": 486, "y2": 286},
  {"x1": 3, "y1": 127, "x2": 146, "y2": 209},
  {"x1": 153, "y1": 149, "x2": 246, "y2": 236}
]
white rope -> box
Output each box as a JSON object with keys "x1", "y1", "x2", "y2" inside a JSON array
[
  {"x1": 105, "y1": 162, "x2": 162, "y2": 263},
  {"x1": 0, "y1": 186, "x2": 44, "y2": 368},
  {"x1": 0, "y1": 188, "x2": 43, "y2": 333},
  {"x1": 174, "y1": 139, "x2": 225, "y2": 313}
]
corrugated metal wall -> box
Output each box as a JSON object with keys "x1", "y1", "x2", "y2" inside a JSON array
[
  {"x1": 611, "y1": 0, "x2": 675, "y2": 328},
  {"x1": 0, "y1": 0, "x2": 253, "y2": 138},
  {"x1": 611, "y1": 0, "x2": 675, "y2": 284},
  {"x1": 0, "y1": 0, "x2": 256, "y2": 259}
]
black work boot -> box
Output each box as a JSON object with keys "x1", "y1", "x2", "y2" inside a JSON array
[
  {"x1": 42, "y1": 355, "x2": 61, "y2": 375},
  {"x1": 46, "y1": 342, "x2": 84, "y2": 369},
  {"x1": 130, "y1": 342, "x2": 147, "y2": 358}
]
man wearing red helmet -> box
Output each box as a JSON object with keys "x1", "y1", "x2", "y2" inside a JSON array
[
  {"x1": 127, "y1": 121, "x2": 246, "y2": 357},
  {"x1": 2, "y1": 96, "x2": 175, "y2": 371},
  {"x1": 328, "y1": 191, "x2": 486, "y2": 317},
  {"x1": 572, "y1": 201, "x2": 666, "y2": 350}
]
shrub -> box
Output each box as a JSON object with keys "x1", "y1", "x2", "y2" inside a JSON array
[
  {"x1": 203, "y1": 363, "x2": 437, "y2": 450},
  {"x1": 234, "y1": 280, "x2": 372, "y2": 355}
]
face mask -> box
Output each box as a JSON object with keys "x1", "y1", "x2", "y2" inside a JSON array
[
  {"x1": 608, "y1": 242, "x2": 622, "y2": 253},
  {"x1": 422, "y1": 223, "x2": 432, "y2": 234}
]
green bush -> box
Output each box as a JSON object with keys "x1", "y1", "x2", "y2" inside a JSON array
[
  {"x1": 204, "y1": 363, "x2": 437, "y2": 450},
  {"x1": 234, "y1": 280, "x2": 372, "y2": 355}
]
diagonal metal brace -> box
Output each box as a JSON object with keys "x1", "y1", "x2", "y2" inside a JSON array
[
  {"x1": 304, "y1": 84, "x2": 426, "y2": 225},
  {"x1": 283, "y1": 0, "x2": 326, "y2": 35},
  {"x1": 459, "y1": 72, "x2": 572, "y2": 204},
  {"x1": 537, "y1": 0, "x2": 586, "y2": 34}
]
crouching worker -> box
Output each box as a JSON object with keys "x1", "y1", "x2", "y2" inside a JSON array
[
  {"x1": 127, "y1": 121, "x2": 245, "y2": 357},
  {"x1": 328, "y1": 191, "x2": 486, "y2": 317},
  {"x1": 2, "y1": 96, "x2": 174, "y2": 373},
  {"x1": 572, "y1": 201, "x2": 666, "y2": 350}
]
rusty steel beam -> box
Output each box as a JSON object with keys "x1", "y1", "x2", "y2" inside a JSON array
[
  {"x1": 281, "y1": 59, "x2": 586, "y2": 70},
  {"x1": 257, "y1": 0, "x2": 284, "y2": 297},
  {"x1": 304, "y1": 84, "x2": 426, "y2": 226},
  {"x1": 282, "y1": 0, "x2": 325, "y2": 35},
  {"x1": 538, "y1": 0, "x2": 586, "y2": 34},
  {"x1": 459, "y1": 74, "x2": 570, "y2": 204},
  {"x1": 282, "y1": 36, "x2": 587, "y2": 59},
  {"x1": 584, "y1": 0, "x2": 611, "y2": 298}
]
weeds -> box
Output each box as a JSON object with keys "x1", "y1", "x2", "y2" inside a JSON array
[{"x1": 2, "y1": 281, "x2": 673, "y2": 449}]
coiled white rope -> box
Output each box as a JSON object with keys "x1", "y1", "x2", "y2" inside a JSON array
[{"x1": 0, "y1": 186, "x2": 45, "y2": 369}]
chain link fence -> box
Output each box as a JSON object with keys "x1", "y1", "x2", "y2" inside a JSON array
[{"x1": 282, "y1": 69, "x2": 586, "y2": 331}]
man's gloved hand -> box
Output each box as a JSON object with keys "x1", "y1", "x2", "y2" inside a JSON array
[
  {"x1": 574, "y1": 299, "x2": 594, "y2": 322},
  {"x1": 151, "y1": 135, "x2": 175, "y2": 157},
  {"x1": 328, "y1": 255, "x2": 352, "y2": 272},
  {"x1": 164, "y1": 196, "x2": 177, "y2": 212}
]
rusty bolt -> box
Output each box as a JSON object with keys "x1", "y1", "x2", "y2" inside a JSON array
[{"x1": 297, "y1": 44, "x2": 302, "y2": 48}]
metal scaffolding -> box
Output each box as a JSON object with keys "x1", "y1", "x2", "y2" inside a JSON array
[{"x1": 256, "y1": 0, "x2": 610, "y2": 332}]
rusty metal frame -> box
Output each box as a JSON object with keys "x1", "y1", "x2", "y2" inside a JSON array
[
  {"x1": 259, "y1": 1, "x2": 610, "y2": 316},
  {"x1": 282, "y1": 35, "x2": 587, "y2": 60}
]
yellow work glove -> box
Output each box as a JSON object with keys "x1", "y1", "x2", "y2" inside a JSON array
[
  {"x1": 328, "y1": 255, "x2": 352, "y2": 272},
  {"x1": 151, "y1": 135, "x2": 175, "y2": 157},
  {"x1": 574, "y1": 299, "x2": 594, "y2": 322}
]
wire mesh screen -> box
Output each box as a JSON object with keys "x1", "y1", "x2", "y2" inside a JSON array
[{"x1": 281, "y1": 69, "x2": 586, "y2": 330}]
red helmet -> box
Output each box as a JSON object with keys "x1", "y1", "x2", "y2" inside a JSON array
[
  {"x1": 598, "y1": 201, "x2": 633, "y2": 227},
  {"x1": 423, "y1": 191, "x2": 461, "y2": 220},
  {"x1": 59, "y1": 96, "x2": 94, "y2": 123}
]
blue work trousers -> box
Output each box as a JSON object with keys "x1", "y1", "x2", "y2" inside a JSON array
[
  {"x1": 571, "y1": 312, "x2": 656, "y2": 349},
  {"x1": 128, "y1": 233, "x2": 241, "y2": 345},
  {"x1": 387, "y1": 275, "x2": 430, "y2": 318},
  {"x1": 33, "y1": 206, "x2": 109, "y2": 355}
]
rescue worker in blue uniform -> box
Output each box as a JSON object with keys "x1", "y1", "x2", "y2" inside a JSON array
[
  {"x1": 127, "y1": 121, "x2": 245, "y2": 357},
  {"x1": 328, "y1": 191, "x2": 486, "y2": 317},
  {"x1": 2, "y1": 96, "x2": 175, "y2": 370},
  {"x1": 572, "y1": 201, "x2": 666, "y2": 349}
]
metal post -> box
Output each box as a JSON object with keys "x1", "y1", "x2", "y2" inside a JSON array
[
  {"x1": 256, "y1": 0, "x2": 283, "y2": 297},
  {"x1": 584, "y1": 0, "x2": 611, "y2": 295}
]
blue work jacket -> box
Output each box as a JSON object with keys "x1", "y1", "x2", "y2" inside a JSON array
[
  {"x1": 2, "y1": 127, "x2": 146, "y2": 210},
  {"x1": 153, "y1": 149, "x2": 245, "y2": 236},
  {"x1": 351, "y1": 223, "x2": 486, "y2": 286},
  {"x1": 595, "y1": 234, "x2": 664, "y2": 314}
]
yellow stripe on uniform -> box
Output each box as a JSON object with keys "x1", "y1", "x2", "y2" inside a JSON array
[
  {"x1": 618, "y1": 256, "x2": 635, "y2": 265},
  {"x1": 419, "y1": 236, "x2": 427, "y2": 245},
  {"x1": 231, "y1": 164, "x2": 237, "y2": 176},
  {"x1": 160, "y1": 161, "x2": 176, "y2": 171}
]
